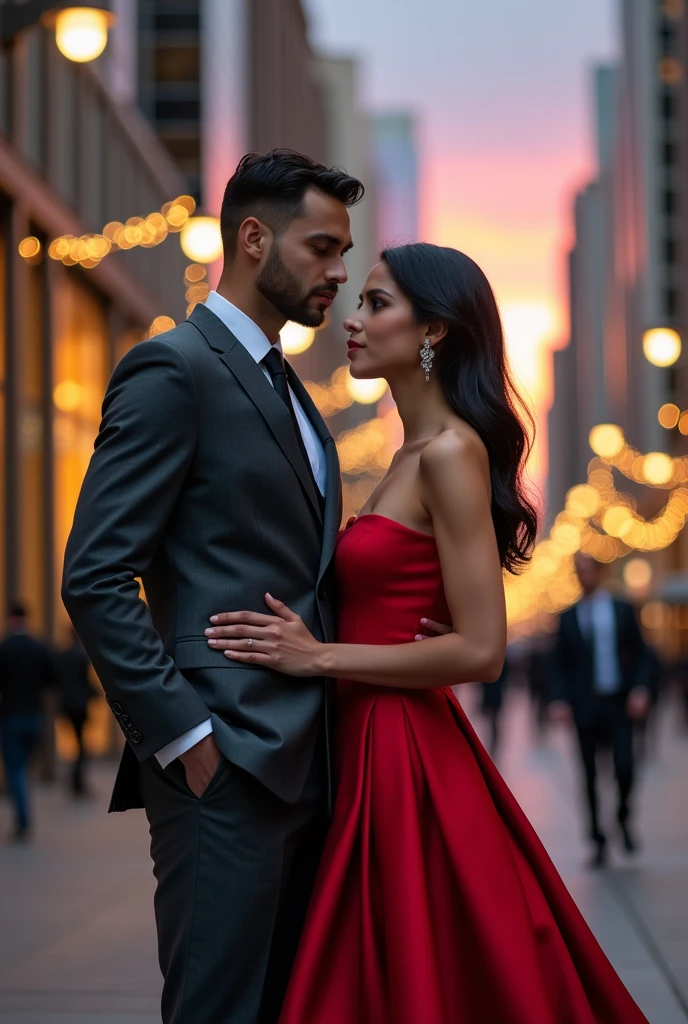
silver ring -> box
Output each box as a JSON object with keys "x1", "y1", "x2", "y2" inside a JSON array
[{"x1": 247, "y1": 638, "x2": 253, "y2": 649}]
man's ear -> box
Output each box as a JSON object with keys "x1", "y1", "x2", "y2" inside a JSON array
[{"x1": 237, "y1": 216, "x2": 271, "y2": 263}]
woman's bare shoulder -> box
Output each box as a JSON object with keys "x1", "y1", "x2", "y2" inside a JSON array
[{"x1": 419, "y1": 424, "x2": 489, "y2": 483}]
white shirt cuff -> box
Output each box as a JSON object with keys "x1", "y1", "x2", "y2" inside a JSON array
[{"x1": 155, "y1": 718, "x2": 213, "y2": 768}]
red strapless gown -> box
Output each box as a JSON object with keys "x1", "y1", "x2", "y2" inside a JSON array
[{"x1": 279, "y1": 515, "x2": 648, "y2": 1024}]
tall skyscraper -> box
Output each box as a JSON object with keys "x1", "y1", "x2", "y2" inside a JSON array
[{"x1": 370, "y1": 113, "x2": 419, "y2": 249}]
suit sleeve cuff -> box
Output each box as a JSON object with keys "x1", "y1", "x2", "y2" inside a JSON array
[{"x1": 155, "y1": 718, "x2": 213, "y2": 768}]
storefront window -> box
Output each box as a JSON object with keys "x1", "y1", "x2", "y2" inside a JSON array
[
  {"x1": 53, "y1": 272, "x2": 112, "y2": 757},
  {"x1": 20, "y1": 259, "x2": 46, "y2": 632}
]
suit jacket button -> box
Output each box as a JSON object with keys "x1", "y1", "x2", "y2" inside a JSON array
[
  {"x1": 318, "y1": 584, "x2": 327, "y2": 600},
  {"x1": 112, "y1": 703, "x2": 123, "y2": 716},
  {"x1": 130, "y1": 731, "x2": 142, "y2": 744},
  {"x1": 119, "y1": 715, "x2": 129, "y2": 726}
]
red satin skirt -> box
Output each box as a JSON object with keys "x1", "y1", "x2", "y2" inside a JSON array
[{"x1": 279, "y1": 684, "x2": 647, "y2": 1024}]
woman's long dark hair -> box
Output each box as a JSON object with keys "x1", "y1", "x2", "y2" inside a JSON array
[{"x1": 382, "y1": 242, "x2": 538, "y2": 573}]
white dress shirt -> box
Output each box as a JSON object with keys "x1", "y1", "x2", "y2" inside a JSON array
[
  {"x1": 156, "y1": 291, "x2": 327, "y2": 768},
  {"x1": 576, "y1": 589, "x2": 621, "y2": 695}
]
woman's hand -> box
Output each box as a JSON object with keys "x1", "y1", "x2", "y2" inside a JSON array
[{"x1": 205, "y1": 593, "x2": 324, "y2": 677}]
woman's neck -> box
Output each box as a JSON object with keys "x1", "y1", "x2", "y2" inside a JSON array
[{"x1": 388, "y1": 372, "x2": 454, "y2": 446}]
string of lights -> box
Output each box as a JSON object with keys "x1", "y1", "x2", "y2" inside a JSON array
[{"x1": 43, "y1": 195, "x2": 197, "y2": 270}]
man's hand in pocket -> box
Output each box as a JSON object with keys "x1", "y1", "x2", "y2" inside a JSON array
[{"x1": 180, "y1": 733, "x2": 222, "y2": 797}]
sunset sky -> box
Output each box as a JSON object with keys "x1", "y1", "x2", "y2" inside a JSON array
[{"x1": 305, "y1": 0, "x2": 618, "y2": 490}]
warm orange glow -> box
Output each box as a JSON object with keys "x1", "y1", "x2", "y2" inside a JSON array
[
  {"x1": 623, "y1": 558, "x2": 652, "y2": 592},
  {"x1": 281, "y1": 323, "x2": 315, "y2": 355},
  {"x1": 658, "y1": 403, "x2": 680, "y2": 428},
  {"x1": 148, "y1": 316, "x2": 176, "y2": 338},
  {"x1": 643, "y1": 327, "x2": 681, "y2": 367},
  {"x1": 53, "y1": 380, "x2": 84, "y2": 413},
  {"x1": 346, "y1": 374, "x2": 388, "y2": 405},
  {"x1": 18, "y1": 236, "x2": 41, "y2": 259},
  {"x1": 589, "y1": 424, "x2": 625, "y2": 459},
  {"x1": 53, "y1": 8, "x2": 114, "y2": 63},
  {"x1": 642, "y1": 451, "x2": 673, "y2": 485},
  {"x1": 180, "y1": 216, "x2": 222, "y2": 263}
]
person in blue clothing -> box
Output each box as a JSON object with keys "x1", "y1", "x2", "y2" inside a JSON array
[{"x1": 0, "y1": 602, "x2": 56, "y2": 841}]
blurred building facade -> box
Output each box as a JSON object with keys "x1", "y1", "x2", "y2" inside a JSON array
[
  {"x1": 547, "y1": 0, "x2": 688, "y2": 647},
  {"x1": 370, "y1": 113, "x2": 419, "y2": 250},
  {"x1": 549, "y1": 0, "x2": 688, "y2": 517},
  {"x1": 0, "y1": 23, "x2": 188, "y2": 655}
]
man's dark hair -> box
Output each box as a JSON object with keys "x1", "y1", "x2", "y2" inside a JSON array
[{"x1": 220, "y1": 149, "x2": 364, "y2": 254}]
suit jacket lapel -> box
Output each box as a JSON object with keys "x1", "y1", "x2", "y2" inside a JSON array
[
  {"x1": 189, "y1": 305, "x2": 323, "y2": 523},
  {"x1": 286, "y1": 361, "x2": 343, "y2": 573}
]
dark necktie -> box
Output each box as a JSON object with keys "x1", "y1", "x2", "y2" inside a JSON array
[{"x1": 262, "y1": 346, "x2": 324, "y2": 511}]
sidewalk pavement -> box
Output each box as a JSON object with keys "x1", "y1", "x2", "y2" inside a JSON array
[{"x1": 0, "y1": 691, "x2": 687, "y2": 1024}]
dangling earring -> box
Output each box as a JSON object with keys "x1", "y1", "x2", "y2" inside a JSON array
[{"x1": 420, "y1": 339, "x2": 434, "y2": 381}]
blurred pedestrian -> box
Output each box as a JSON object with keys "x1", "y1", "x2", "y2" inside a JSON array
[
  {"x1": 527, "y1": 632, "x2": 555, "y2": 739},
  {"x1": 0, "y1": 602, "x2": 56, "y2": 842},
  {"x1": 480, "y1": 657, "x2": 508, "y2": 758},
  {"x1": 551, "y1": 554, "x2": 654, "y2": 868},
  {"x1": 55, "y1": 628, "x2": 98, "y2": 797}
]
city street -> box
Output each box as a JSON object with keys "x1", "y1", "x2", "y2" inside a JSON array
[{"x1": 1, "y1": 690, "x2": 687, "y2": 1024}]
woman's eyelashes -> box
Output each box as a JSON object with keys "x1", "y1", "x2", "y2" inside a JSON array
[{"x1": 356, "y1": 296, "x2": 386, "y2": 312}]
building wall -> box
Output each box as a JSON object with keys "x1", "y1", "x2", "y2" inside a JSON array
[
  {"x1": 138, "y1": 0, "x2": 203, "y2": 201},
  {"x1": 0, "y1": 26, "x2": 188, "y2": 646},
  {"x1": 248, "y1": 0, "x2": 326, "y2": 162}
]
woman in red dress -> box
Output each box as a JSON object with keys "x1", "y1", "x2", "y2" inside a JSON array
[{"x1": 212, "y1": 244, "x2": 649, "y2": 1023}]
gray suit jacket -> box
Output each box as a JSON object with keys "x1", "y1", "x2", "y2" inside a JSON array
[{"x1": 62, "y1": 304, "x2": 342, "y2": 811}]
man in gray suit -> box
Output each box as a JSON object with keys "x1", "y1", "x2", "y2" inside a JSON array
[{"x1": 62, "y1": 150, "x2": 364, "y2": 1023}]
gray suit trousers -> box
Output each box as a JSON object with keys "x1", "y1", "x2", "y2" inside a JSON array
[{"x1": 139, "y1": 735, "x2": 327, "y2": 1024}]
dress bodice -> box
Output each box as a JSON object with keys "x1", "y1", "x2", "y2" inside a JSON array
[{"x1": 335, "y1": 515, "x2": 451, "y2": 646}]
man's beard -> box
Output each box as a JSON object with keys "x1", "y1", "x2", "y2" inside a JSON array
[{"x1": 256, "y1": 243, "x2": 334, "y2": 328}]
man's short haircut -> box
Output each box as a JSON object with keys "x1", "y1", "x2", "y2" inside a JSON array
[{"x1": 220, "y1": 149, "x2": 365, "y2": 254}]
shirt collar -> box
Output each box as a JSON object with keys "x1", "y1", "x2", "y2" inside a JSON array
[{"x1": 203, "y1": 291, "x2": 284, "y2": 363}]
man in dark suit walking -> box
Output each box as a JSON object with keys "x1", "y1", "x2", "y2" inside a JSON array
[
  {"x1": 62, "y1": 151, "x2": 364, "y2": 1024},
  {"x1": 0, "y1": 602, "x2": 56, "y2": 841},
  {"x1": 551, "y1": 553, "x2": 654, "y2": 867},
  {"x1": 55, "y1": 628, "x2": 98, "y2": 796}
]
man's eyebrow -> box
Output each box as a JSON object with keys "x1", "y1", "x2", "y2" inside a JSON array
[{"x1": 307, "y1": 232, "x2": 354, "y2": 253}]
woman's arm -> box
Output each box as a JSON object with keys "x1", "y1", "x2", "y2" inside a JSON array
[{"x1": 207, "y1": 432, "x2": 506, "y2": 689}]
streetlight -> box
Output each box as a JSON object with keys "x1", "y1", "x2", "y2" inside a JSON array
[
  {"x1": 643, "y1": 327, "x2": 681, "y2": 367},
  {"x1": 0, "y1": 3, "x2": 116, "y2": 63},
  {"x1": 179, "y1": 215, "x2": 223, "y2": 264},
  {"x1": 52, "y1": 6, "x2": 115, "y2": 62}
]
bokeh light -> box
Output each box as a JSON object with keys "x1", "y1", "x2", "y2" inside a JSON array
[
  {"x1": 281, "y1": 323, "x2": 316, "y2": 355},
  {"x1": 148, "y1": 316, "x2": 176, "y2": 338},
  {"x1": 179, "y1": 215, "x2": 222, "y2": 263},
  {"x1": 18, "y1": 236, "x2": 41, "y2": 259},
  {"x1": 658, "y1": 403, "x2": 680, "y2": 429},
  {"x1": 54, "y1": 7, "x2": 112, "y2": 63},
  {"x1": 642, "y1": 451, "x2": 673, "y2": 485},
  {"x1": 589, "y1": 423, "x2": 625, "y2": 458},
  {"x1": 643, "y1": 327, "x2": 681, "y2": 367},
  {"x1": 623, "y1": 557, "x2": 653, "y2": 592},
  {"x1": 53, "y1": 380, "x2": 84, "y2": 413},
  {"x1": 345, "y1": 374, "x2": 388, "y2": 405}
]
